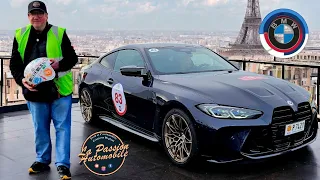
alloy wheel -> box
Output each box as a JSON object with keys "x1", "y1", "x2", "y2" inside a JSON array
[
  {"x1": 80, "y1": 88, "x2": 93, "y2": 122},
  {"x1": 164, "y1": 114, "x2": 193, "y2": 163}
]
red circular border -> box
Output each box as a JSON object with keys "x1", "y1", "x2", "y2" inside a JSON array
[{"x1": 263, "y1": 15, "x2": 303, "y2": 53}]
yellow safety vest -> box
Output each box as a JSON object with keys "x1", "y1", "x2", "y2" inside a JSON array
[{"x1": 15, "y1": 24, "x2": 73, "y2": 96}]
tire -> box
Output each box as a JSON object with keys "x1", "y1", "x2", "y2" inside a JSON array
[
  {"x1": 162, "y1": 108, "x2": 199, "y2": 167},
  {"x1": 79, "y1": 87, "x2": 96, "y2": 124}
]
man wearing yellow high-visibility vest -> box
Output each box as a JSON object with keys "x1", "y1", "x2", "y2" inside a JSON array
[{"x1": 9, "y1": 1, "x2": 78, "y2": 179}]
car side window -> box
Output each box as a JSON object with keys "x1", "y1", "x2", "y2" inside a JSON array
[
  {"x1": 100, "y1": 52, "x2": 118, "y2": 69},
  {"x1": 113, "y1": 49, "x2": 145, "y2": 72}
]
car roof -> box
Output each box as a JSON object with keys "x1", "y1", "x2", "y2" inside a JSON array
[{"x1": 115, "y1": 43, "x2": 204, "y2": 51}]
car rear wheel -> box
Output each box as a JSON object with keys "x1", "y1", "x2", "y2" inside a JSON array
[
  {"x1": 80, "y1": 87, "x2": 95, "y2": 124},
  {"x1": 162, "y1": 108, "x2": 198, "y2": 167}
]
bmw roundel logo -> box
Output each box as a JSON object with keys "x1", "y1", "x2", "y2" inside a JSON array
[
  {"x1": 287, "y1": 100, "x2": 294, "y2": 106},
  {"x1": 259, "y1": 8, "x2": 309, "y2": 58}
]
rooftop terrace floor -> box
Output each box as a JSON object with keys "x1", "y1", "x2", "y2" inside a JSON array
[{"x1": 1, "y1": 103, "x2": 320, "y2": 180}]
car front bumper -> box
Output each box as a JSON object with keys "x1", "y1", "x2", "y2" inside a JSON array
[{"x1": 195, "y1": 102, "x2": 319, "y2": 163}]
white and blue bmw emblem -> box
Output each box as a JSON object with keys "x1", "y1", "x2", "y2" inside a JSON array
[
  {"x1": 274, "y1": 24, "x2": 294, "y2": 44},
  {"x1": 259, "y1": 8, "x2": 309, "y2": 58}
]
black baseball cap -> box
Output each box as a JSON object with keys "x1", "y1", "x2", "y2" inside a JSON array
[{"x1": 28, "y1": 1, "x2": 47, "y2": 13}]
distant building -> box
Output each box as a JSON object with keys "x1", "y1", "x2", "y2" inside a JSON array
[
  {"x1": 1, "y1": 59, "x2": 25, "y2": 106},
  {"x1": 287, "y1": 50, "x2": 320, "y2": 64}
]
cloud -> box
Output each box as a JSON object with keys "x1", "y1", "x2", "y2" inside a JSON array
[
  {"x1": 9, "y1": 0, "x2": 29, "y2": 8},
  {"x1": 181, "y1": 0, "x2": 196, "y2": 6},
  {"x1": 104, "y1": 0, "x2": 124, "y2": 3},
  {"x1": 90, "y1": 1, "x2": 160, "y2": 17},
  {"x1": 177, "y1": 0, "x2": 229, "y2": 7},
  {"x1": 89, "y1": 6, "x2": 117, "y2": 15},
  {"x1": 4, "y1": 0, "x2": 316, "y2": 31},
  {"x1": 77, "y1": 0, "x2": 89, "y2": 4},
  {"x1": 9, "y1": 0, "x2": 78, "y2": 8},
  {"x1": 71, "y1": 9, "x2": 77, "y2": 14},
  {"x1": 55, "y1": 0, "x2": 73, "y2": 6},
  {"x1": 136, "y1": 2, "x2": 158, "y2": 13},
  {"x1": 203, "y1": 0, "x2": 228, "y2": 6}
]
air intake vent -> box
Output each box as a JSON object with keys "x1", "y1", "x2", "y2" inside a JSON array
[
  {"x1": 240, "y1": 102, "x2": 316, "y2": 158},
  {"x1": 271, "y1": 102, "x2": 312, "y2": 152}
]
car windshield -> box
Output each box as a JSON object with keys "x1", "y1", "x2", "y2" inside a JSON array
[{"x1": 145, "y1": 46, "x2": 238, "y2": 75}]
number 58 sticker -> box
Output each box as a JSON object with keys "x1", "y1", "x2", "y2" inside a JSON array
[{"x1": 112, "y1": 83, "x2": 127, "y2": 116}]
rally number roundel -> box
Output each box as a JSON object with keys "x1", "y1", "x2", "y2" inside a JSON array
[
  {"x1": 112, "y1": 83, "x2": 127, "y2": 116},
  {"x1": 259, "y1": 8, "x2": 309, "y2": 58}
]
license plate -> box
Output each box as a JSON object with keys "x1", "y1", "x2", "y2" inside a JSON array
[{"x1": 285, "y1": 120, "x2": 305, "y2": 136}]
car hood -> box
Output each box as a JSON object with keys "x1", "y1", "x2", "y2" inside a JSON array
[{"x1": 157, "y1": 70, "x2": 310, "y2": 111}]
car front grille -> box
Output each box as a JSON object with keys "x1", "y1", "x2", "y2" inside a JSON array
[
  {"x1": 241, "y1": 101, "x2": 316, "y2": 157},
  {"x1": 271, "y1": 102, "x2": 312, "y2": 152}
]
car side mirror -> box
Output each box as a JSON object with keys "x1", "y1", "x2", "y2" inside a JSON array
[{"x1": 120, "y1": 65, "x2": 147, "y2": 77}]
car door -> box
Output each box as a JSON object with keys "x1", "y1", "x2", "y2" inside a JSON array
[
  {"x1": 94, "y1": 51, "x2": 118, "y2": 117},
  {"x1": 108, "y1": 49, "x2": 156, "y2": 131}
]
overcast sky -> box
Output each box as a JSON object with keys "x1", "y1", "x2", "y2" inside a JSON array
[{"x1": 0, "y1": 0, "x2": 317, "y2": 31}]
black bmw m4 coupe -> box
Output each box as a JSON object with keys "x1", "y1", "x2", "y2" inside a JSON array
[{"x1": 78, "y1": 43, "x2": 318, "y2": 166}]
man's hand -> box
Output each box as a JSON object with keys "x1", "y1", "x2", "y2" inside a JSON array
[
  {"x1": 50, "y1": 59, "x2": 59, "y2": 71},
  {"x1": 22, "y1": 78, "x2": 37, "y2": 91}
]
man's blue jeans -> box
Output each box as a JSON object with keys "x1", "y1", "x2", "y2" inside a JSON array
[{"x1": 27, "y1": 95, "x2": 72, "y2": 168}]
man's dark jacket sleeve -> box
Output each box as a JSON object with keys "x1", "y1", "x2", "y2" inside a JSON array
[
  {"x1": 9, "y1": 37, "x2": 24, "y2": 87},
  {"x1": 58, "y1": 31, "x2": 78, "y2": 72}
]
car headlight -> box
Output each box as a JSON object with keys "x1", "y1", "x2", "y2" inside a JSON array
[{"x1": 196, "y1": 104, "x2": 263, "y2": 119}]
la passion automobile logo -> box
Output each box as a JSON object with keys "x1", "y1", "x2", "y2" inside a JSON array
[
  {"x1": 259, "y1": 8, "x2": 309, "y2": 58},
  {"x1": 78, "y1": 131, "x2": 129, "y2": 176}
]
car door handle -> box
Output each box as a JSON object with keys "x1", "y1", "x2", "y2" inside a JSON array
[{"x1": 107, "y1": 78, "x2": 114, "y2": 84}]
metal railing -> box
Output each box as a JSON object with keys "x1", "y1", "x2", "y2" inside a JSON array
[
  {"x1": 1, "y1": 56, "x2": 320, "y2": 112},
  {"x1": 0, "y1": 55, "x2": 99, "y2": 109}
]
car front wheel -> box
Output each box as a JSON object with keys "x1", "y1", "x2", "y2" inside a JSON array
[{"x1": 162, "y1": 108, "x2": 199, "y2": 167}]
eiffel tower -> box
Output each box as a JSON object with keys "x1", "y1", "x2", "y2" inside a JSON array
[{"x1": 219, "y1": 0, "x2": 269, "y2": 58}]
